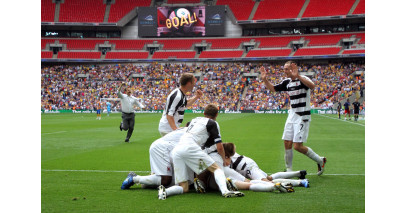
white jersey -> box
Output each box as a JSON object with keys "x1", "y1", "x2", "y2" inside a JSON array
[
  {"x1": 159, "y1": 88, "x2": 187, "y2": 134},
  {"x1": 149, "y1": 128, "x2": 186, "y2": 176},
  {"x1": 183, "y1": 117, "x2": 222, "y2": 147},
  {"x1": 230, "y1": 152, "x2": 267, "y2": 180}
]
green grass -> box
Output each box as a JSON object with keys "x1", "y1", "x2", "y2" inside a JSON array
[{"x1": 42, "y1": 113, "x2": 365, "y2": 212}]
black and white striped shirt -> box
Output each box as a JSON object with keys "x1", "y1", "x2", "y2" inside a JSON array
[
  {"x1": 159, "y1": 88, "x2": 187, "y2": 133},
  {"x1": 274, "y1": 76, "x2": 312, "y2": 119}
]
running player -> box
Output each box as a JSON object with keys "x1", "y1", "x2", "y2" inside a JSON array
[
  {"x1": 352, "y1": 99, "x2": 361, "y2": 121},
  {"x1": 344, "y1": 99, "x2": 351, "y2": 120}
]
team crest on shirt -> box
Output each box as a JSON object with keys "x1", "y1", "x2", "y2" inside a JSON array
[{"x1": 167, "y1": 166, "x2": 171, "y2": 172}]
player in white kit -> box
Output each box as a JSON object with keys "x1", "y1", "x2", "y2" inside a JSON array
[
  {"x1": 121, "y1": 126, "x2": 189, "y2": 190},
  {"x1": 158, "y1": 104, "x2": 244, "y2": 200},
  {"x1": 158, "y1": 73, "x2": 202, "y2": 136}
]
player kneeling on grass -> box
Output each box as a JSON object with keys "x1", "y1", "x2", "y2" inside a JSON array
[
  {"x1": 158, "y1": 104, "x2": 244, "y2": 200},
  {"x1": 121, "y1": 124, "x2": 190, "y2": 190}
]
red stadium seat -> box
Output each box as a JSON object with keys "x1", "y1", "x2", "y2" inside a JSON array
[
  {"x1": 57, "y1": 52, "x2": 102, "y2": 59},
  {"x1": 109, "y1": 40, "x2": 152, "y2": 50},
  {"x1": 41, "y1": 0, "x2": 55, "y2": 22},
  {"x1": 152, "y1": 51, "x2": 196, "y2": 59},
  {"x1": 253, "y1": 0, "x2": 305, "y2": 20},
  {"x1": 105, "y1": 52, "x2": 149, "y2": 59},
  {"x1": 255, "y1": 36, "x2": 301, "y2": 48},
  {"x1": 216, "y1": 0, "x2": 255, "y2": 21},
  {"x1": 304, "y1": 33, "x2": 356, "y2": 46},
  {"x1": 58, "y1": 39, "x2": 106, "y2": 50},
  {"x1": 42, "y1": 39, "x2": 55, "y2": 50},
  {"x1": 302, "y1": 0, "x2": 356, "y2": 18},
  {"x1": 245, "y1": 49, "x2": 291, "y2": 57},
  {"x1": 206, "y1": 38, "x2": 251, "y2": 49},
  {"x1": 199, "y1": 50, "x2": 243, "y2": 58},
  {"x1": 352, "y1": 0, "x2": 365, "y2": 14},
  {"x1": 341, "y1": 49, "x2": 365, "y2": 54},
  {"x1": 108, "y1": 0, "x2": 151, "y2": 23},
  {"x1": 167, "y1": 0, "x2": 201, "y2": 3},
  {"x1": 41, "y1": 51, "x2": 54, "y2": 59},
  {"x1": 294, "y1": 47, "x2": 341, "y2": 56},
  {"x1": 158, "y1": 39, "x2": 202, "y2": 50},
  {"x1": 59, "y1": 0, "x2": 106, "y2": 23}
]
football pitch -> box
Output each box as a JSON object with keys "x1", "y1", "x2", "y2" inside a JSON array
[{"x1": 41, "y1": 113, "x2": 365, "y2": 212}]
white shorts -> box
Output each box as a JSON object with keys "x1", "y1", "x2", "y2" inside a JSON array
[
  {"x1": 171, "y1": 138, "x2": 215, "y2": 184},
  {"x1": 282, "y1": 113, "x2": 311, "y2": 143},
  {"x1": 149, "y1": 139, "x2": 175, "y2": 176},
  {"x1": 247, "y1": 167, "x2": 268, "y2": 180}
]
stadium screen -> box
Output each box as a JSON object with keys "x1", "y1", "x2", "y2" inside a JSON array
[{"x1": 138, "y1": 6, "x2": 225, "y2": 37}]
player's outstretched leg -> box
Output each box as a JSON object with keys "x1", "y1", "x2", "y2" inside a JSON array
[{"x1": 121, "y1": 172, "x2": 137, "y2": 189}]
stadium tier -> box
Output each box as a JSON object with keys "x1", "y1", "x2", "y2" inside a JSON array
[
  {"x1": 302, "y1": 0, "x2": 356, "y2": 18},
  {"x1": 245, "y1": 49, "x2": 292, "y2": 57},
  {"x1": 57, "y1": 39, "x2": 105, "y2": 50},
  {"x1": 41, "y1": 0, "x2": 55, "y2": 22},
  {"x1": 199, "y1": 50, "x2": 244, "y2": 58},
  {"x1": 341, "y1": 49, "x2": 365, "y2": 54},
  {"x1": 255, "y1": 36, "x2": 301, "y2": 48},
  {"x1": 253, "y1": 0, "x2": 305, "y2": 20},
  {"x1": 294, "y1": 47, "x2": 341, "y2": 56},
  {"x1": 216, "y1": 0, "x2": 255, "y2": 21},
  {"x1": 357, "y1": 34, "x2": 365, "y2": 44},
  {"x1": 59, "y1": 0, "x2": 106, "y2": 23},
  {"x1": 152, "y1": 51, "x2": 196, "y2": 59},
  {"x1": 109, "y1": 40, "x2": 151, "y2": 50},
  {"x1": 105, "y1": 52, "x2": 149, "y2": 59},
  {"x1": 108, "y1": 0, "x2": 151, "y2": 23},
  {"x1": 352, "y1": 0, "x2": 365, "y2": 15},
  {"x1": 159, "y1": 39, "x2": 201, "y2": 50},
  {"x1": 57, "y1": 52, "x2": 101, "y2": 59},
  {"x1": 206, "y1": 38, "x2": 251, "y2": 49},
  {"x1": 167, "y1": 0, "x2": 201, "y2": 3},
  {"x1": 304, "y1": 33, "x2": 361, "y2": 46},
  {"x1": 41, "y1": 51, "x2": 53, "y2": 59}
]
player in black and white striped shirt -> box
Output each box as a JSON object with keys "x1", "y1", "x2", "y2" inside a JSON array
[
  {"x1": 158, "y1": 73, "x2": 203, "y2": 136},
  {"x1": 260, "y1": 61, "x2": 327, "y2": 175}
]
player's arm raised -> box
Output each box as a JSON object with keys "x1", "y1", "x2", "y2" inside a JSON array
[
  {"x1": 186, "y1": 89, "x2": 203, "y2": 108},
  {"x1": 260, "y1": 66, "x2": 276, "y2": 93},
  {"x1": 290, "y1": 63, "x2": 315, "y2": 90}
]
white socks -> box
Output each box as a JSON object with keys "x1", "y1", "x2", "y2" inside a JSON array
[
  {"x1": 271, "y1": 171, "x2": 300, "y2": 180},
  {"x1": 305, "y1": 147, "x2": 323, "y2": 165},
  {"x1": 272, "y1": 179, "x2": 302, "y2": 187},
  {"x1": 249, "y1": 183, "x2": 276, "y2": 192},
  {"x1": 214, "y1": 169, "x2": 229, "y2": 194},
  {"x1": 134, "y1": 174, "x2": 162, "y2": 186},
  {"x1": 165, "y1": 185, "x2": 183, "y2": 197},
  {"x1": 285, "y1": 149, "x2": 293, "y2": 171}
]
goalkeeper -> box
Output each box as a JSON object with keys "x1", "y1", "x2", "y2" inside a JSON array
[{"x1": 118, "y1": 82, "x2": 144, "y2": 142}]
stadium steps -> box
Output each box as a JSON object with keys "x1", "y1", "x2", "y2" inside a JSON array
[
  {"x1": 348, "y1": 0, "x2": 361, "y2": 15},
  {"x1": 103, "y1": 2, "x2": 111, "y2": 23},
  {"x1": 248, "y1": 1, "x2": 260, "y2": 20},
  {"x1": 297, "y1": 0, "x2": 310, "y2": 18},
  {"x1": 239, "y1": 85, "x2": 249, "y2": 110},
  {"x1": 54, "y1": 0, "x2": 61, "y2": 22}
]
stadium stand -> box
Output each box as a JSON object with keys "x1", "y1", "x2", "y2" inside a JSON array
[
  {"x1": 302, "y1": 0, "x2": 356, "y2": 18},
  {"x1": 57, "y1": 52, "x2": 102, "y2": 59},
  {"x1": 158, "y1": 39, "x2": 201, "y2": 50},
  {"x1": 152, "y1": 51, "x2": 196, "y2": 59},
  {"x1": 42, "y1": 39, "x2": 55, "y2": 50},
  {"x1": 341, "y1": 49, "x2": 365, "y2": 54},
  {"x1": 59, "y1": 0, "x2": 106, "y2": 23},
  {"x1": 199, "y1": 50, "x2": 244, "y2": 58},
  {"x1": 41, "y1": 0, "x2": 55, "y2": 22},
  {"x1": 167, "y1": 0, "x2": 201, "y2": 3},
  {"x1": 352, "y1": 0, "x2": 365, "y2": 15},
  {"x1": 56, "y1": 39, "x2": 105, "y2": 50},
  {"x1": 42, "y1": 51, "x2": 54, "y2": 59},
  {"x1": 207, "y1": 38, "x2": 251, "y2": 49},
  {"x1": 255, "y1": 36, "x2": 300, "y2": 48},
  {"x1": 253, "y1": 0, "x2": 305, "y2": 20},
  {"x1": 105, "y1": 52, "x2": 149, "y2": 59},
  {"x1": 294, "y1": 47, "x2": 341, "y2": 56},
  {"x1": 304, "y1": 33, "x2": 357, "y2": 46},
  {"x1": 108, "y1": 0, "x2": 151, "y2": 23},
  {"x1": 109, "y1": 40, "x2": 151, "y2": 50},
  {"x1": 216, "y1": 0, "x2": 255, "y2": 20},
  {"x1": 246, "y1": 49, "x2": 292, "y2": 57}
]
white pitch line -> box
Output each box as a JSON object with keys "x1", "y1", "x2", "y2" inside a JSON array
[
  {"x1": 315, "y1": 114, "x2": 365, "y2": 127},
  {"x1": 41, "y1": 169, "x2": 364, "y2": 176},
  {"x1": 42, "y1": 131, "x2": 67, "y2": 135}
]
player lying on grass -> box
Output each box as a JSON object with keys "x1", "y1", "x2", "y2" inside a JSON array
[
  {"x1": 195, "y1": 142, "x2": 309, "y2": 193},
  {"x1": 157, "y1": 104, "x2": 244, "y2": 200},
  {"x1": 121, "y1": 124, "x2": 190, "y2": 190}
]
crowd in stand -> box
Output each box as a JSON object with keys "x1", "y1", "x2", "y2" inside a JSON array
[{"x1": 41, "y1": 62, "x2": 365, "y2": 112}]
